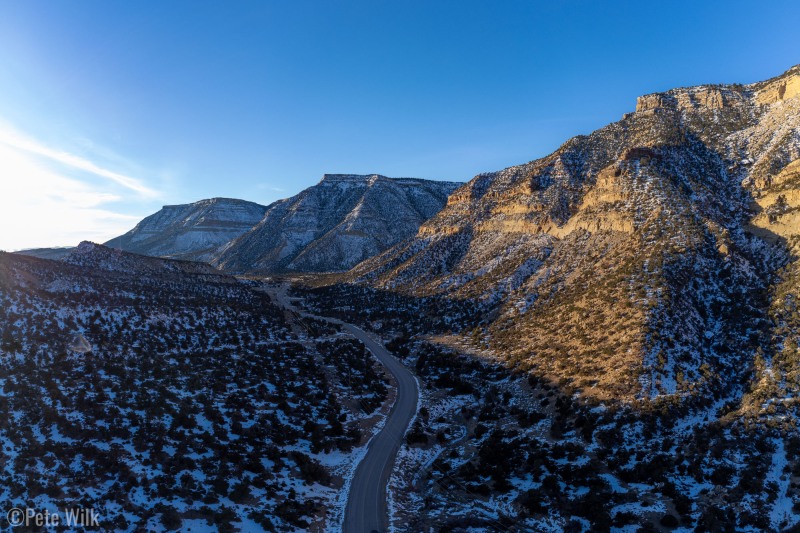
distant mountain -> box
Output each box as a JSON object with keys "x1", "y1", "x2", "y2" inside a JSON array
[
  {"x1": 14, "y1": 246, "x2": 74, "y2": 260},
  {"x1": 350, "y1": 65, "x2": 800, "y2": 408},
  {"x1": 105, "y1": 197, "x2": 268, "y2": 262},
  {"x1": 65, "y1": 241, "x2": 231, "y2": 280},
  {"x1": 213, "y1": 174, "x2": 461, "y2": 274}
]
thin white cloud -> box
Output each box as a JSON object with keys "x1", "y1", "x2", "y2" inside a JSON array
[
  {"x1": 0, "y1": 142, "x2": 143, "y2": 251},
  {"x1": 256, "y1": 183, "x2": 286, "y2": 192},
  {"x1": 0, "y1": 125, "x2": 159, "y2": 198}
]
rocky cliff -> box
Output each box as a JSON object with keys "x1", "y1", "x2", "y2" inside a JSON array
[{"x1": 350, "y1": 65, "x2": 800, "y2": 410}]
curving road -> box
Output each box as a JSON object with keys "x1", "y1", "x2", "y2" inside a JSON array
[
  {"x1": 267, "y1": 283, "x2": 418, "y2": 533},
  {"x1": 340, "y1": 321, "x2": 418, "y2": 533}
]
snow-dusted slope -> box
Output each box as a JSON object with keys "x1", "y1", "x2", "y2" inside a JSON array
[
  {"x1": 350, "y1": 64, "x2": 800, "y2": 405},
  {"x1": 213, "y1": 174, "x2": 461, "y2": 273},
  {"x1": 105, "y1": 197, "x2": 268, "y2": 261},
  {"x1": 0, "y1": 250, "x2": 390, "y2": 531},
  {"x1": 65, "y1": 241, "x2": 230, "y2": 279}
]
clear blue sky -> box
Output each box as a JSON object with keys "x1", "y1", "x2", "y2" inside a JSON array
[{"x1": 0, "y1": 0, "x2": 798, "y2": 249}]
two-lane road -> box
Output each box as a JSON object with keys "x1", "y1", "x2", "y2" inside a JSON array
[
  {"x1": 340, "y1": 322, "x2": 418, "y2": 533},
  {"x1": 266, "y1": 283, "x2": 418, "y2": 532}
]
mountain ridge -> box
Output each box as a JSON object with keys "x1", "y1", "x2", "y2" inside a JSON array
[
  {"x1": 105, "y1": 197, "x2": 268, "y2": 262},
  {"x1": 346, "y1": 64, "x2": 800, "y2": 409},
  {"x1": 213, "y1": 174, "x2": 461, "y2": 274},
  {"x1": 65, "y1": 240, "x2": 233, "y2": 280}
]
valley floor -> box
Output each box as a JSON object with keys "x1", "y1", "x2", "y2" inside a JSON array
[{"x1": 299, "y1": 282, "x2": 800, "y2": 533}]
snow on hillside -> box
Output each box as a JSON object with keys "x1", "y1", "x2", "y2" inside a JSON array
[
  {"x1": 213, "y1": 174, "x2": 461, "y2": 274},
  {"x1": 105, "y1": 198, "x2": 268, "y2": 262},
  {"x1": 0, "y1": 252, "x2": 393, "y2": 531}
]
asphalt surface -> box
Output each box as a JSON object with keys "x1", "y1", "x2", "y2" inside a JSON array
[
  {"x1": 268, "y1": 284, "x2": 419, "y2": 533},
  {"x1": 340, "y1": 321, "x2": 418, "y2": 533}
]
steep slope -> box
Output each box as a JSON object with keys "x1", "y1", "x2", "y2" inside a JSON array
[
  {"x1": 105, "y1": 197, "x2": 268, "y2": 262},
  {"x1": 351, "y1": 65, "x2": 800, "y2": 405},
  {"x1": 213, "y1": 174, "x2": 460, "y2": 273}
]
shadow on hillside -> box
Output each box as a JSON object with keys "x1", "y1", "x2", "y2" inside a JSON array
[{"x1": 280, "y1": 129, "x2": 799, "y2": 411}]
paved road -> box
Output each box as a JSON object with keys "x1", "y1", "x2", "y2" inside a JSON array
[{"x1": 267, "y1": 283, "x2": 418, "y2": 533}]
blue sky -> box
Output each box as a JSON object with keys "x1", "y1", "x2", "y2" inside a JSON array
[{"x1": 0, "y1": 0, "x2": 799, "y2": 249}]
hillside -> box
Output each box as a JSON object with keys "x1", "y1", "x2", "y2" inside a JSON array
[
  {"x1": 105, "y1": 197, "x2": 268, "y2": 262},
  {"x1": 349, "y1": 65, "x2": 800, "y2": 408},
  {"x1": 213, "y1": 174, "x2": 460, "y2": 274},
  {"x1": 299, "y1": 66, "x2": 800, "y2": 528},
  {"x1": 64, "y1": 240, "x2": 231, "y2": 280},
  {"x1": 0, "y1": 251, "x2": 391, "y2": 531}
]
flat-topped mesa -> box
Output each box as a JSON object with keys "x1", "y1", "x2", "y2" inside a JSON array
[
  {"x1": 635, "y1": 64, "x2": 800, "y2": 113},
  {"x1": 320, "y1": 173, "x2": 445, "y2": 188},
  {"x1": 320, "y1": 173, "x2": 382, "y2": 183},
  {"x1": 215, "y1": 174, "x2": 461, "y2": 273},
  {"x1": 104, "y1": 197, "x2": 268, "y2": 262}
]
